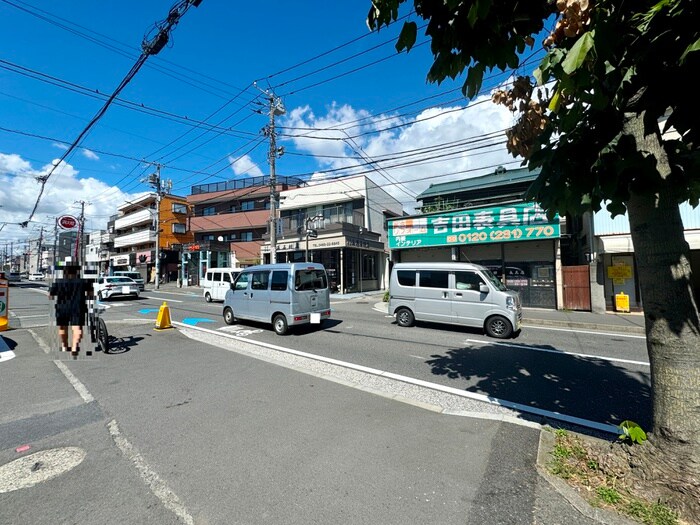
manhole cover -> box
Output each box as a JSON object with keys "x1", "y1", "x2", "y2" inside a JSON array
[{"x1": 0, "y1": 447, "x2": 86, "y2": 493}]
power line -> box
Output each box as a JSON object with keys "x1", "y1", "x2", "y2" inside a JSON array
[{"x1": 18, "y1": 0, "x2": 204, "y2": 228}]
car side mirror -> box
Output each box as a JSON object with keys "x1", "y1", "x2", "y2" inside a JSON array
[{"x1": 479, "y1": 284, "x2": 489, "y2": 294}]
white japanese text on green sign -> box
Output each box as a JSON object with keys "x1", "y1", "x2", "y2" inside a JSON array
[{"x1": 388, "y1": 203, "x2": 560, "y2": 249}]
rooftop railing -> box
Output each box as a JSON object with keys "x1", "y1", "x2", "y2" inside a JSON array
[{"x1": 191, "y1": 175, "x2": 306, "y2": 195}]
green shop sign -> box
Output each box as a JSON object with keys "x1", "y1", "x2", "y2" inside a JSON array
[{"x1": 388, "y1": 203, "x2": 560, "y2": 249}]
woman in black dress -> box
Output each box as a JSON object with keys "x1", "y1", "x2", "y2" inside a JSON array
[{"x1": 49, "y1": 265, "x2": 93, "y2": 356}]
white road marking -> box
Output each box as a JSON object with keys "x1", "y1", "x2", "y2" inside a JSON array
[
  {"x1": 54, "y1": 361, "x2": 94, "y2": 403},
  {"x1": 522, "y1": 324, "x2": 646, "y2": 339},
  {"x1": 140, "y1": 295, "x2": 184, "y2": 303},
  {"x1": 12, "y1": 314, "x2": 47, "y2": 319},
  {"x1": 108, "y1": 420, "x2": 194, "y2": 525},
  {"x1": 464, "y1": 338, "x2": 649, "y2": 367},
  {"x1": 218, "y1": 325, "x2": 263, "y2": 337},
  {"x1": 146, "y1": 290, "x2": 199, "y2": 297},
  {"x1": 0, "y1": 350, "x2": 16, "y2": 363},
  {"x1": 52, "y1": 350, "x2": 193, "y2": 523},
  {"x1": 28, "y1": 328, "x2": 51, "y2": 354},
  {"x1": 175, "y1": 321, "x2": 620, "y2": 435}
]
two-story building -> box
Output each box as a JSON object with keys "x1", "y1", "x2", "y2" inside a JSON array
[
  {"x1": 587, "y1": 203, "x2": 700, "y2": 312},
  {"x1": 264, "y1": 175, "x2": 404, "y2": 293},
  {"x1": 388, "y1": 167, "x2": 566, "y2": 309},
  {"x1": 183, "y1": 175, "x2": 305, "y2": 285}
]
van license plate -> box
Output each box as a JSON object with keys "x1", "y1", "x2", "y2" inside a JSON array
[{"x1": 310, "y1": 313, "x2": 321, "y2": 324}]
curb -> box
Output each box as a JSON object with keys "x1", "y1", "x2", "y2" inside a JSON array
[{"x1": 522, "y1": 318, "x2": 645, "y2": 335}]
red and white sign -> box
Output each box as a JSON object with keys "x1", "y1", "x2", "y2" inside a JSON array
[{"x1": 57, "y1": 215, "x2": 78, "y2": 230}]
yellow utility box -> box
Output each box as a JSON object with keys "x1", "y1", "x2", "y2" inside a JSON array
[{"x1": 615, "y1": 292, "x2": 630, "y2": 313}]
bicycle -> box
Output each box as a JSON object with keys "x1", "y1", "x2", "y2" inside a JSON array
[{"x1": 88, "y1": 300, "x2": 110, "y2": 354}]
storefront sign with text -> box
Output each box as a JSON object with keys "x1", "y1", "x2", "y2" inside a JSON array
[{"x1": 388, "y1": 203, "x2": 560, "y2": 249}]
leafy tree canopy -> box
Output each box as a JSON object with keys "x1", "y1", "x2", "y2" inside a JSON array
[{"x1": 368, "y1": 0, "x2": 700, "y2": 218}]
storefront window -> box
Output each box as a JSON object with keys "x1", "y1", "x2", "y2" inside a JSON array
[{"x1": 362, "y1": 252, "x2": 377, "y2": 280}]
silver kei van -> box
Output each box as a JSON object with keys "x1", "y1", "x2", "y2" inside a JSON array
[
  {"x1": 388, "y1": 262, "x2": 522, "y2": 338},
  {"x1": 222, "y1": 262, "x2": 331, "y2": 335}
]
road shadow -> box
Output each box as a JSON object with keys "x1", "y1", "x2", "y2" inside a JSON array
[
  {"x1": 392, "y1": 319, "x2": 523, "y2": 339},
  {"x1": 0, "y1": 336, "x2": 18, "y2": 349},
  {"x1": 426, "y1": 340, "x2": 651, "y2": 431},
  {"x1": 294, "y1": 318, "x2": 343, "y2": 335},
  {"x1": 104, "y1": 334, "x2": 149, "y2": 355}
]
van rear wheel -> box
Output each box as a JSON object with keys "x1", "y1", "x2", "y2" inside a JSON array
[
  {"x1": 485, "y1": 315, "x2": 513, "y2": 339},
  {"x1": 273, "y1": 314, "x2": 288, "y2": 335},
  {"x1": 223, "y1": 307, "x2": 235, "y2": 325},
  {"x1": 396, "y1": 308, "x2": 415, "y2": 327},
  {"x1": 204, "y1": 292, "x2": 212, "y2": 303}
]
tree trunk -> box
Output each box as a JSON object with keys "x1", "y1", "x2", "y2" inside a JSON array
[{"x1": 623, "y1": 111, "x2": 700, "y2": 519}]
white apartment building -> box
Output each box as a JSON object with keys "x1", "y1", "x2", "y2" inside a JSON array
[{"x1": 262, "y1": 175, "x2": 404, "y2": 293}]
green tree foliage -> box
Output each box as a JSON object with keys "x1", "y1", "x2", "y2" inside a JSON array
[{"x1": 368, "y1": 0, "x2": 699, "y2": 215}]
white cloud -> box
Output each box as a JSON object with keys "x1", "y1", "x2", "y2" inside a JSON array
[
  {"x1": 228, "y1": 155, "x2": 263, "y2": 178},
  {"x1": 0, "y1": 153, "x2": 144, "y2": 245},
  {"x1": 283, "y1": 93, "x2": 520, "y2": 213},
  {"x1": 82, "y1": 149, "x2": 100, "y2": 161},
  {"x1": 52, "y1": 142, "x2": 69, "y2": 151}
]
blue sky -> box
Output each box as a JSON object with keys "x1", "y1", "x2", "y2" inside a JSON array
[{"x1": 0, "y1": 0, "x2": 540, "y2": 247}]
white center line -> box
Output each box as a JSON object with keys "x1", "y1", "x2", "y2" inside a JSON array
[{"x1": 464, "y1": 338, "x2": 649, "y2": 367}]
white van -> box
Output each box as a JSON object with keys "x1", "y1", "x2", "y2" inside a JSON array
[
  {"x1": 388, "y1": 262, "x2": 522, "y2": 338},
  {"x1": 202, "y1": 267, "x2": 242, "y2": 302},
  {"x1": 222, "y1": 262, "x2": 331, "y2": 335}
]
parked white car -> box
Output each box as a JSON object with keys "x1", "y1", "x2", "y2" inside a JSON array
[
  {"x1": 28, "y1": 273, "x2": 45, "y2": 281},
  {"x1": 94, "y1": 276, "x2": 140, "y2": 300}
]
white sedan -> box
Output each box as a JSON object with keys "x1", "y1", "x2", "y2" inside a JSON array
[
  {"x1": 94, "y1": 276, "x2": 140, "y2": 301},
  {"x1": 28, "y1": 273, "x2": 45, "y2": 281}
]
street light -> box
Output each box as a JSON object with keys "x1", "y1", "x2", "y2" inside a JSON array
[{"x1": 305, "y1": 215, "x2": 323, "y2": 263}]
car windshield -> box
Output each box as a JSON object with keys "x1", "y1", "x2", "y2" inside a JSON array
[{"x1": 481, "y1": 269, "x2": 507, "y2": 291}]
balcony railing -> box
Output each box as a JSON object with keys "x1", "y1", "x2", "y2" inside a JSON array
[
  {"x1": 114, "y1": 208, "x2": 154, "y2": 230},
  {"x1": 113, "y1": 229, "x2": 156, "y2": 248},
  {"x1": 279, "y1": 206, "x2": 364, "y2": 236}
]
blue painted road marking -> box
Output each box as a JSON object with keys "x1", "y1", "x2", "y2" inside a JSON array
[
  {"x1": 139, "y1": 309, "x2": 160, "y2": 314},
  {"x1": 182, "y1": 318, "x2": 215, "y2": 326}
]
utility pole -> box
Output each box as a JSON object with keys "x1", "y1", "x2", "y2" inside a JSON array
[
  {"x1": 36, "y1": 226, "x2": 44, "y2": 272},
  {"x1": 147, "y1": 164, "x2": 170, "y2": 290},
  {"x1": 255, "y1": 83, "x2": 285, "y2": 264},
  {"x1": 74, "y1": 200, "x2": 88, "y2": 267},
  {"x1": 52, "y1": 217, "x2": 58, "y2": 276}
]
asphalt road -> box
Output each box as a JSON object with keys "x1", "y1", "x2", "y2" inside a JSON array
[
  {"x1": 136, "y1": 287, "x2": 651, "y2": 431},
  {"x1": 10, "y1": 282, "x2": 652, "y2": 431},
  {"x1": 1, "y1": 283, "x2": 606, "y2": 525}
]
